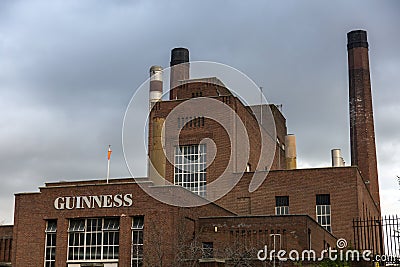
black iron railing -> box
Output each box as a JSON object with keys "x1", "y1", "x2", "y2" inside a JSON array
[{"x1": 353, "y1": 215, "x2": 400, "y2": 264}]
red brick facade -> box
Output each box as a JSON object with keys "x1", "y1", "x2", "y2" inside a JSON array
[
  {"x1": 215, "y1": 167, "x2": 380, "y2": 244},
  {"x1": 8, "y1": 166, "x2": 379, "y2": 266},
  {"x1": 198, "y1": 215, "x2": 337, "y2": 266},
  {"x1": 12, "y1": 179, "x2": 234, "y2": 266},
  {"x1": 148, "y1": 80, "x2": 287, "y2": 188}
]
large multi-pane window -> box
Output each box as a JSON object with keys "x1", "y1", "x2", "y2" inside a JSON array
[
  {"x1": 275, "y1": 196, "x2": 289, "y2": 215},
  {"x1": 67, "y1": 218, "x2": 119, "y2": 261},
  {"x1": 131, "y1": 216, "x2": 144, "y2": 267},
  {"x1": 174, "y1": 144, "x2": 207, "y2": 197},
  {"x1": 44, "y1": 220, "x2": 57, "y2": 267},
  {"x1": 316, "y1": 194, "x2": 331, "y2": 232}
]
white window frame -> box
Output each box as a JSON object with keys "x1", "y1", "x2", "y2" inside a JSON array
[
  {"x1": 44, "y1": 220, "x2": 57, "y2": 267},
  {"x1": 131, "y1": 216, "x2": 144, "y2": 267},
  {"x1": 275, "y1": 206, "x2": 289, "y2": 215},
  {"x1": 174, "y1": 144, "x2": 207, "y2": 197},
  {"x1": 275, "y1": 196, "x2": 289, "y2": 215},
  {"x1": 316, "y1": 204, "x2": 331, "y2": 232},
  {"x1": 67, "y1": 217, "x2": 120, "y2": 262}
]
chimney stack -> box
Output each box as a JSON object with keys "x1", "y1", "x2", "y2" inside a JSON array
[
  {"x1": 347, "y1": 30, "x2": 380, "y2": 207},
  {"x1": 169, "y1": 47, "x2": 189, "y2": 99},
  {"x1": 149, "y1": 117, "x2": 166, "y2": 185},
  {"x1": 149, "y1": 65, "x2": 163, "y2": 110},
  {"x1": 331, "y1": 149, "x2": 345, "y2": 167},
  {"x1": 285, "y1": 134, "x2": 297, "y2": 170}
]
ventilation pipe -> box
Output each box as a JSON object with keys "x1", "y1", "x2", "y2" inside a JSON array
[
  {"x1": 285, "y1": 134, "x2": 297, "y2": 170},
  {"x1": 331, "y1": 149, "x2": 345, "y2": 167},
  {"x1": 149, "y1": 117, "x2": 166, "y2": 185}
]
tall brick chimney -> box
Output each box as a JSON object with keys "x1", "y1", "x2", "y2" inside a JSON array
[
  {"x1": 169, "y1": 47, "x2": 189, "y2": 100},
  {"x1": 347, "y1": 30, "x2": 380, "y2": 208}
]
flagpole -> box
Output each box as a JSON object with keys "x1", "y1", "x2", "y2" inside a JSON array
[
  {"x1": 260, "y1": 86, "x2": 263, "y2": 125},
  {"x1": 107, "y1": 145, "x2": 112, "y2": 183}
]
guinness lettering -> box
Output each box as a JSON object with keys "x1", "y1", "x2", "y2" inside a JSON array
[{"x1": 54, "y1": 194, "x2": 133, "y2": 210}]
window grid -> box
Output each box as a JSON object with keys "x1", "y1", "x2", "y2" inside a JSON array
[
  {"x1": 174, "y1": 144, "x2": 207, "y2": 197},
  {"x1": 131, "y1": 216, "x2": 144, "y2": 267},
  {"x1": 316, "y1": 194, "x2": 331, "y2": 232},
  {"x1": 275, "y1": 206, "x2": 289, "y2": 215},
  {"x1": 86, "y1": 219, "x2": 102, "y2": 260},
  {"x1": 103, "y1": 218, "x2": 120, "y2": 260},
  {"x1": 316, "y1": 205, "x2": 331, "y2": 232},
  {"x1": 44, "y1": 220, "x2": 57, "y2": 267},
  {"x1": 275, "y1": 196, "x2": 289, "y2": 215},
  {"x1": 67, "y1": 218, "x2": 119, "y2": 262}
]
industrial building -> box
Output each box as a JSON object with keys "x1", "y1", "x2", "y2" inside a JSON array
[{"x1": 1, "y1": 30, "x2": 381, "y2": 266}]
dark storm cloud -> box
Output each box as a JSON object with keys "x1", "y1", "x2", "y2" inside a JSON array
[{"x1": 1, "y1": 0, "x2": 399, "y2": 223}]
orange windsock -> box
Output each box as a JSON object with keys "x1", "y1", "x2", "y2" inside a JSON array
[{"x1": 107, "y1": 145, "x2": 112, "y2": 160}]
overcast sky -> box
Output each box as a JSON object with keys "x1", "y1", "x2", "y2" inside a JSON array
[{"x1": 0, "y1": 0, "x2": 399, "y2": 224}]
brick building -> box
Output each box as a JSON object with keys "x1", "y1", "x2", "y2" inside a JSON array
[{"x1": 1, "y1": 30, "x2": 381, "y2": 266}]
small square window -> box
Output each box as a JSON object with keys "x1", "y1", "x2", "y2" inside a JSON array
[
  {"x1": 202, "y1": 242, "x2": 214, "y2": 258},
  {"x1": 275, "y1": 196, "x2": 289, "y2": 215}
]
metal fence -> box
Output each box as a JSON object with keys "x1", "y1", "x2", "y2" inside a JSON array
[{"x1": 353, "y1": 215, "x2": 400, "y2": 264}]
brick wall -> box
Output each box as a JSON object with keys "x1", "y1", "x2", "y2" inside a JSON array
[
  {"x1": 215, "y1": 167, "x2": 380, "y2": 246},
  {"x1": 148, "y1": 81, "x2": 288, "y2": 190},
  {"x1": 198, "y1": 215, "x2": 336, "y2": 266},
  {"x1": 12, "y1": 180, "x2": 234, "y2": 266}
]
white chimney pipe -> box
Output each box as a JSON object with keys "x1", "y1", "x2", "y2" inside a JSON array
[
  {"x1": 149, "y1": 65, "x2": 163, "y2": 110},
  {"x1": 285, "y1": 134, "x2": 297, "y2": 170},
  {"x1": 331, "y1": 149, "x2": 345, "y2": 167}
]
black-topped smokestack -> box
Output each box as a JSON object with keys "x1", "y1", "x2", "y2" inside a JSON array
[
  {"x1": 347, "y1": 30, "x2": 380, "y2": 209},
  {"x1": 347, "y1": 30, "x2": 369, "y2": 50},
  {"x1": 169, "y1": 47, "x2": 189, "y2": 100},
  {"x1": 170, "y1": 48, "x2": 189, "y2": 66}
]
